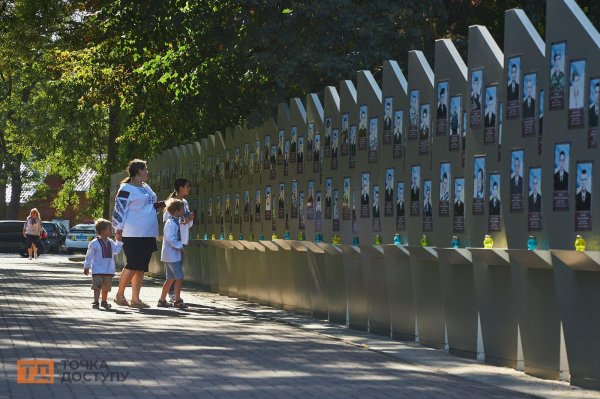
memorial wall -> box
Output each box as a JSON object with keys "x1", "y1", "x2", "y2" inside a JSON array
[{"x1": 110, "y1": 1, "x2": 600, "y2": 390}]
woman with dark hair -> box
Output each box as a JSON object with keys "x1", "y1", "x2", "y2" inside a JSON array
[
  {"x1": 162, "y1": 178, "x2": 194, "y2": 303},
  {"x1": 112, "y1": 159, "x2": 165, "y2": 308}
]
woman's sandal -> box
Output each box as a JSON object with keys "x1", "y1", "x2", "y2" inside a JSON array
[
  {"x1": 157, "y1": 299, "x2": 170, "y2": 308},
  {"x1": 173, "y1": 299, "x2": 188, "y2": 309},
  {"x1": 129, "y1": 300, "x2": 150, "y2": 309},
  {"x1": 114, "y1": 296, "x2": 129, "y2": 306}
]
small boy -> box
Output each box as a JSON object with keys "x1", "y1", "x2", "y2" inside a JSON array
[
  {"x1": 158, "y1": 198, "x2": 187, "y2": 309},
  {"x1": 84, "y1": 218, "x2": 123, "y2": 309}
]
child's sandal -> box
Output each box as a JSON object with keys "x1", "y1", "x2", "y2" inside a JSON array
[
  {"x1": 157, "y1": 299, "x2": 169, "y2": 308},
  {"x1": 92, "y1": 301, "x2": 100, "y2": 309},
  {"x1": 174, "y1": 299, "x2": 188, "y2": 309},
  {"x1": 101, "y1": 301, "x2": 112, "y2": 309}
]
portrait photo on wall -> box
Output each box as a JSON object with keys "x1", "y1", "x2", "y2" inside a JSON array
[
  {"x1": 423, "y1": 180, "x2": 433, "y2": 231},
  {"x1": 307, "y1": 122, "x2": 314, "y2": 161},
  {"x1": 331, "y1": 129, "x2": 339, "y2": 170},
  {"x1": 473, "y1": 156, "x2": 486, "y2": 215},
  {"x1": 488, "y1": 173, "x2": 501, "y2": 232},
  {"x1": 506, "y1": 56, "x2": 521, "y2": 119},
  {"x1": 360, "y1": 172, "x2": 370, "y2": 218},
  {"x1": 568, "y1": 59, "x2": 586, "y2": 129},
  {"x1": 453, "y1": 178, "x2": 465, "y2": 233},
  {"x1": 333, "y1": 189, "x2": 340, "y2": 231},
  {"x1": 369, "y1": 117, "x2": 378, "y2": 163},
  {"x1": 449, "y1": 95, "x2": 461, "y2": 151},
  {"x1": 254, "y1": 190, "x2": 261, "y2": 222},
  {"x1": 393, "y1": 110, "x2": 404, "y2": 158},
  {"x1": 349, "y1": 125, "x2": 357, "y2": 168},
  {"x1": 324, "y1": 117, "x2": 332, "y2": 156},
  {"x1": 325, "y1": 178, "x2": 333, "y2": 219},
  {"x1": 436, "y1": 81, "x2": 449, "y2": 135},
  {"x1": 528, "y1": 167, "x2": 542, "y2": 231},
  {"x1": 298, "y1": 191, "x2": 305, "y2": 230},
  {"x1": 278, "y1": 183, "x2": 285, "y2": 219},
  {"x1": 296, "y1": 136, "x2": 304, "y2": 174},
  {"x1": 313, "y1": 134, "x2": 321, "y2": 169},
  {"x1": 553, "y1": 142, "x2": 570, "y2": 210},
  {"x1": 539, "y1": 90, "x2": 544, "y2": 143},
  {"x1": 484, "y1": 85, "x2": 497, "y2": 144},
  {"x1": 291, "y1": 180, "x2": 298, "y2": 219},
  {"x1": 409, "y1": 89, "x2": 420, "y2": 139},
  {"x1": 341, "y1": 113, "x2": 350, "y2": 156},
  {"x1": 263, "y1": 135, "x2": 271, "y2": 170},
  {"x1": 522, "y1": 72, "x2": 537, "y2": 136},
  {"x1": 244, "y1": 191, "x2": 250, "y2": 222},
  {"x1": 264, "y1": 186, "x2": 272, "y2": 221},
  {"x1": 575, "y1": 161, "x2": 593, "y2": 231},
  {"x1": 307, "y1": 180, "x2": 315, "y2": 220},
  {"x1": 410, "y1": 165, "x2": 421, "y2": 216},
  {"x1": 315, "y1": 191, "x2": 322, "y2": 230},
  {"x1": 234, "y1": 193, "x2": 240, "y2": 223},
  {"x1": 372, "y1": 185, "x2": 381, "y2": 232},
  {"x1": 358, "y1": 105, "x2": 368, "y2": 149},
  {"x1": 419, "y1": 104, "x2": 430, "y2": 155},
  {"x1": 589, "y1": 78, "x2": 599, "y2": 148},
  {"x1": 269, "y1": 145, "x2": 277, "y2": 179},
  {"x1": 439, "y1": 162, "x2": 451, "y2": 217},
  {"x1": 383, "y1": 97, "x2": 393, "y2": 144},
  {"x1": 510, "y1": 149, "x2": 524, "y2": 212},
  {"x1": 254, "y1": 140, "x2": 261, "y2": 174},
  {"x1": 343, "y1": 177, "x2": 351, "y2": 220},
  {"x1": 290, "y1": 126, "x2": 297, "y2": 163},
  {"x1": 396, "y1": 181, "x2": 406, "y2": 231},
  {"x1": 284, "y1": 140, "x2": 290, "y2": 175},
  {"x1": 384, "y1": 168, "x2": 394, "y2": 217},
  {"x1": 549, "y1": 42, "x2": 566, "y2": 110},
  {"x1": 277, "y1": 129, "x2": 285, "y2": 165},
  {"x1": 470, "y1": 69, "x2": 483, "y2": 128}
]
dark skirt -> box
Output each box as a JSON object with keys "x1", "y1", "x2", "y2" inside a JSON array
[
  {"x1": 122, "y1": 237, "x2": 157, "y2": 272},
  {"x1": 25, "y1": 234, "x2": 41, "y2": 250}
]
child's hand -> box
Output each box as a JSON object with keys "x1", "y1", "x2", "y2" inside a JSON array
[
  {"x1": 83, "y1": 269, "x2": 89, "y2": 275},
  {"x1": 115, "y1": 229, "x2": 123, "y2": 241},
  {"x1": 187, "y1": 212, "x2": 195, "y2": 223}
]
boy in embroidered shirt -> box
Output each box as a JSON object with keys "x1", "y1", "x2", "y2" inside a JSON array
[
  {"x1": 84, "y1": 219, "x2": 124, "y2": 309},
  {"x1": 158, "y1": 199, "x2": 187, "y2": 309}
]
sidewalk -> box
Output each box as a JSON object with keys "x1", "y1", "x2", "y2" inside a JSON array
[{"x1": 0, "y1": 254, "x2": 598, "y2": 399}]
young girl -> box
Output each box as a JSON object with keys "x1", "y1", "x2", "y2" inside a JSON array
[
  {"x1": 23, "y1": 208, "x2": 45, "y2": 260},
  {"x1": 163, "y1": 178, "x2": 194, "y2": 302},
  {"x1": 158, "y1": 199, "x2": 187, "y2": 309}
]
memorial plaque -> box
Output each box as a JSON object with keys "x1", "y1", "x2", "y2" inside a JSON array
[
  {"x1": 315, "y1": 191, "x2": 323, "y2": 232},
  {"x1": 324, "y1": 117, "x2": 332, "y2": 158},
  {"x1": 553, "y1": 142, "x2": 570, "y2": 210},
  {"x1": 473, "y1": 156, "x2": 486, "y2": 215},
  {"x1": 528, "y1": 167, "x2": 542, "y2": 231},
  {"x1": 409, "y1": 90, "x2": 419, "y2": 140},
  {"x1": 575, "y1": 161, "x2": 592, "y2": 231},
  {"x1": 331, "y1": 129, "x2": 339, "y2": 170},
  {"x1": 549, "y1": 42, "x2": 566, "y2": 110},
  {"x1": 396, "y1": 181, "x2": 406, "y2": 231},
  {"x1": 360, "y1": 172, "x2": 370, "y2": 218},
  {"x1": 307, "y1": 180, "x2": 315, "y2": 220},
  {"x1": 358, "y1": 105, "x2": 368, "y2": 149},
  {"x1": 372, "y1": 185, "x2": 381, "y2": 232},
  {"x1": 341, "y1": 113, "x2": 350, "y2": 156},
  {"x1": 383, "y1": 97, "x2": 393, "y2": 144},
  {"x1": 291, "y1": 180, "x2": 298, "y2": 219},
  {"x1": 343, "y1": 177, "x2": 351, "y2": 220},
  {"x1": 439, "y1": 162, "x2": 451, "y2": 217},
  {"x1": 522, "y1": 73, "x2": 537, "y2": 136},
  {"x1": 509, "y1": 149, "x2": 525, "y2": 212},
  {"x1": 470, "y1": 69, "x2": 484, "y2": 128},
  {"x1": 568, "y1": 59, "x2": 585, "y2": 129},
  {"x1": 419, "y1": 104, "x2": 430, "y2": 154},
  {"x1": 436, "y1": 80, "x2": 449, "y2": 135},
  {"x1": 488, "y1": 172, "x2": 501, "y2": 232},
  {"x1": 291, "y1": 126, "x2": 298, "y2": 163},
  {"x1": 423, "y1": 180, "x2": 433, "y2": 231},
  {"x1": 588, "y1": 78, "x2": 599, "y2": 148},
  {"x1": 410, "y1": 165, "x2": 420, "y2": 216},
  {"x1": 333, "y1": 189, "x2": 340, "y2": 231},
  {"x1": 384, "y1": 168, "x2": 394, "y2": 217},
  {"x1": 325, "y1": 178, "x2": 333, "y2": 219},
  {"x1": 506, "y1": 56, "x2": 521, "y2": 119},
  {"x1": 368, "y1": 118, "x2": 378, "y2": 162}
]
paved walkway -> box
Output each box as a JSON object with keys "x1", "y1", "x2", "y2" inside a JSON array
[{"x1": 0, "y1": 254, "x2": 598, "y2": 398}]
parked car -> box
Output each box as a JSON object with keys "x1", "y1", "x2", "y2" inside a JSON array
[
  {"x1": 65, "y1": 224, "x2": 96, "y2": 254},
  {"x1": 0, "y1": 220, "x2": 51, "y2": 257},
  {"x1": 42, "y1": 221, "x2": 67, "y2": 254}
]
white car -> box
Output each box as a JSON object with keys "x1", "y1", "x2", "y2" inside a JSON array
[{"x1": 65, "y1": 224, "x2": 96, "y2": 254}]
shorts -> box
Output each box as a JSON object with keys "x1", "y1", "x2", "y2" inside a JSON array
[
  {"x1": 25, "y1": 234, "x2": 41, "y2": 250},
  {"x1": 122, "y1": 237, "x2": 157, "y2": 272},
  {"x1": 165, "y1": 261, "x2": 184, "y2": 280},
  {"x1": 91, "y1": 274, "x2": 113, "y2": 291}
]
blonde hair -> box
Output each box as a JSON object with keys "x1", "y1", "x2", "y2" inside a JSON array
[
  {"x1": 166, "y1": 198, "x2": 184, "y2": 215},
  {"x1": 95, "y1": 218, "x2": 112, "y2": 234},
  {"x1": 29, "y1": 208, "x2": 41, "y2": 220}
]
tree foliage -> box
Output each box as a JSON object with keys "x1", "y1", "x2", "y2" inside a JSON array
[{"x1": 0, "y1": 0, "x2": 598, "y2": 218}]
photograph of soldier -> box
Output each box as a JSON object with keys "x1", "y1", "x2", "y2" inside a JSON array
[
  {"x1": 372, "y1": 186, "x2": 380, "y2": 218},
  {"x1": 484, "y1": 87, "x2": 496, "y2": 128},
  {"x1": 291, "y1": 126, "x2": 297, "y2": 153},
  {"x1": 313, "y1": 134, "x2": 321, "y2": 163},
  {"x1": 369, "y1": 118, "x2": 378, "y2": 162},
  {"x1": 471, "y1": 70, "x2": 483, "y2": 111},
  {"x1": 263, "y1": 136, "x2": 270, "y2": 165},
  {"x1": 576, "y1": 164, "x2": 592, "y2": 211},
  {"x1": 420, "y1": 105, "x2": 430, "y2": 138},
  {"x1": 343, "y1": 178, "x2": 350, "y2": 207},
  {"x1": 439, "y1": 162, "x2": 451, "y2": 203},
  {"x1": 255, "y1": 190, "x2": 261, "y2": 214},
  {"x1": 278, "y1": 130, "x2": 284, "y2": 157},
  {"x1": 358, "y1": 105, "x2": 368, "y2": 143},
  {"x1": 410, "y1": 166, "x2": 420, "y2": 202},
  {"x1": 393, "y1": 110, "x2": 403, "y2": 144},
  {"x1": 510, "y1": 150, "x2": 524, "y2": 195},
  {"x1": 265, "y1": 187, "x2": 272, "y2": 212},
  {"x1": 450, "y1": 96, "x2": 461, "y2": 135},
  {"x1": 528, "y1": 168, "x2": 542, "y2": 213},
  {"x1": 507, "y1": 57, "x2": 521, "y2": 103},
  {"x1": 244, "y1": 191, "x2": 250, "y2": 215},
  {"x1": 325, "y1": 117, "x2": 332, "y2": 148},
  {"x1": 315, "y1": 192, "x2": 322, "y2": 221},
  {"x1": 383, "y1": 97, "x2": 393, "y2": 140},
  {"x1": 409, "y1": 90, "x2": 419, "y2": 129},
  {"x1": 454, "y1": 179, "x2": 465, "y2": 217},
  {"x1": 291, "y1": 180, "x2": 298, "y2": 218},
  {"x1": 568, "y1": 60, "x2": 586, "y2": 129},
  {"x1": 325, "y1": 179, "x2": 332, "y2": 208},
  {"x1": 349, "y1": 125, "x2": 357, "y2": 155},
  {"x1": 331, "y1": 129, "x2": 339, "y2": 158},
  {"x1": 385, "y1": 169, "x2": 394, "y2": 202},
  {"x1": 333, "y1": 190, "x2": 340, "y2": 222},
  {"x1": 549, "y1": 42, "x2": 566, "y2": 110},
  {"x1": 278, "y1": 183, "x2": 285, "y2": 209},
  {"x1": 361, "y1": 173, "x2": 370, "y2": 205},
  {"x1": 437, "y1": 82, "x2": 448, "y2": 120},
  {"x1": 307, "y1": 122, "x2": 314, "y2": 156},
  {"x1": 554, "y1": 145, "x2": 569, "y2": 191},
  {"x1": 307, "y1": 181, "x2": 314, "y2": 206},
  {"x1": 341, "y1": 113, "x2": 349, "y2": 154},
  {"x1": 522, "y1": 73, "x2": 537, "y2": 118},
  {"x1": 284, "y1": 140, "x2": 290, "y2": 170},
  {"x1": 489, "y1": 176, "x2": 501, "y2": 216},
  {"x1": 297, "y1": 136, "x2": 304, "y2": 164},
  {"x1": 423, "y1": 181, "x2": 433, "y2": 217},
  {"x1": 234, "y1": 193, "x2": 240, "y2": 216},
  {"x1": 396, "y1": 182, "x2": 405, "y2": 216},
  {"x1": 473, "y1": 156, "x2": 486, "y2": 217}
]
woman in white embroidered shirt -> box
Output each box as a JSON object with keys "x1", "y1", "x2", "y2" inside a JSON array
[{"x1": 112, "y1": 159, "x2": 165, "y2": 308}]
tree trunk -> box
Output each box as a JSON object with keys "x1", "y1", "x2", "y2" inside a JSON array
[
  {"x1": 7, "y1": 154, "x2": 22, "y2": 219},
  {"x1": 103, "y1": 101, "x2": 120, "y2": 219}
]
